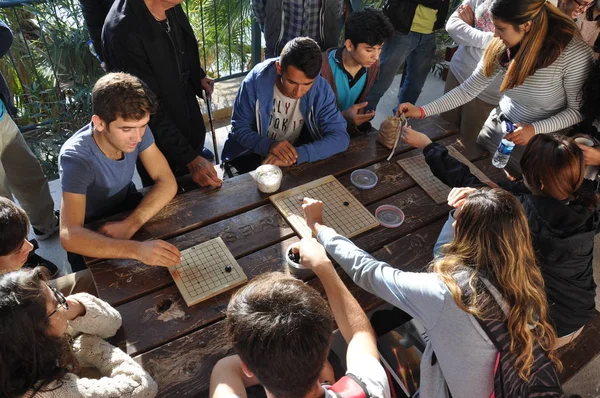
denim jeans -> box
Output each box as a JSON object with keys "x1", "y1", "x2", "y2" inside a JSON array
[
  {"x1": 366, "y1": 30, "x2": 436, "y2": 112},
  {"x1": 433, "y1": 211, "x2": 456, "y2": 258}
]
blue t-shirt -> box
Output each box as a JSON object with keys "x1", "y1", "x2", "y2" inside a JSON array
[{"x1": 59, "y1": 122, "x2": 154, "y2": 220}]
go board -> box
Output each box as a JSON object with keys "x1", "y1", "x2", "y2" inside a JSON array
[
  {"x1": 397, "y1": 145, "x2": 490, "y2": 204},
  {"x1": 269, "y1": 175, "x2": 380, "y2": 239},
  {"x1": 169, "y1": 237, "x2": 247, "y2": 307}
]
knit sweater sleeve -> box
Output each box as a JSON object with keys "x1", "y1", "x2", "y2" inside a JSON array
[
  {"x1": 317, "y1": 228, "x2": 447, "y2": 329},
  {"x1": 31, "y1": 334, "x2": 158, "y2": 398},
  {"x1": 421, "y1": 59, "x2": 501, "y2": 116},
  {"x1": 531, "y1": 38, "x2": 594, "y2": 134},
  {"x1": 68, "y1": 293, "x2": 122, "y2": 338}
]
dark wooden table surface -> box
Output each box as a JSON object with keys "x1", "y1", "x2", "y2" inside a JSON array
[{"x1": 86, "y1": 116, "x2": 596, "y2": 397}]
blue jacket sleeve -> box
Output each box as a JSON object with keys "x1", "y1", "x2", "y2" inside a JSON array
[
  {"x1": 296, "y1": 81, "x2": 349, "y2": 164},
  {"x1": 229, "y1": 72, "x2": 274, "y2": 156},
  {"x1": 423, "y1": 142, "x2": 485, "y2": 188}
]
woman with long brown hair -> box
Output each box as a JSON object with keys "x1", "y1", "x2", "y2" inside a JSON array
[
  {"x1": 399, "y1": 0, "x2": 594, "y2": 176},
  {"x1": 301, "y1": 190, "x2": 558, "y2": 398},
  {"x1": 402, "y1": 127, "x2": 599, "y2": 348}
]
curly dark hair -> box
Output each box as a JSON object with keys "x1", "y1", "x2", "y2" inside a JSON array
[
  {"x1": 0, "y1": 268, "x2": 78, "y2": 397},
  {"x1": 345, "y1": 7, "x2": 395, "y2": 48}
]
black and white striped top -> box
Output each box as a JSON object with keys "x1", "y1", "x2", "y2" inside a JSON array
[{"x1": 423, "y1": 37, "x2": 594, "y2": 134}]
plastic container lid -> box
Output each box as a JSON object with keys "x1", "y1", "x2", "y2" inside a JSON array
[
  {"x1": 351, "y1": 169, "x2": 378, "y2": 190},
  {"x1": 375, "y1": 205, "x2": 405, "y2": 228}
]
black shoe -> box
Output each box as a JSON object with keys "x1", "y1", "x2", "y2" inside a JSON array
[
  {"x1": 201, "y1": 147, "x2": 215, "y2": 161},
  {"x1": 33, "y1": 210, "x2": 60, "y2": 241},
  {"x1": 24, "y1": 252, "x2": 59, "y2": 276}
]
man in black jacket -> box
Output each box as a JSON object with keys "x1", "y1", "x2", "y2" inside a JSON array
[
  {"x1": 102, "y1": 0, "x2": 222, "y2": 188},
  {"x1": 365, "y1": 0, "x2": 450, "y2": 113}
]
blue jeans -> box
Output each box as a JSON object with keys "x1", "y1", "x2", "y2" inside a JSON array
[
  {"x1": 433, "y1": 211, "x2": 456, "y2": 258},
  {"x1": 366, "y1": 30, "x2": 436, "y2": 112}
]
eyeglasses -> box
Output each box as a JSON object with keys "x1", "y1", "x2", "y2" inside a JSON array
[
  {"x1": 46, "y1": 284, "x2": 68, "y2": 319},
  {"x1": 573, "y1": 0, "x2": 595, "y2": 11}
]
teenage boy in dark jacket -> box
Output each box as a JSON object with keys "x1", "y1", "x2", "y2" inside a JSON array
[
  {"x1": 366, "y1": 0, "x2": 450, "y2": 112},
  {"x1": 102, "y1": 0, "x2": 221, "y2": 188},
  {"x1": 222, "y1": 37, "x2": 349, "y2": 175},
  {"x1": 320, "y1": 8, "x2": 394, "y2": 137}
]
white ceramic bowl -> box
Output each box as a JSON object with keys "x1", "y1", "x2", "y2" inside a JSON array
[
  {"x1": 286, "y1": 244, "x2": 305, "y2": 269},
  {"x1": 252, "y1": 165, "x2": 283, "y2": 193}
]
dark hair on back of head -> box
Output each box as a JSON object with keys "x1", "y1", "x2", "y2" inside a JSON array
[
  {"x1": 279, "y1": 37, "x2": 323, "y2": 79},
  {"x1": 345, "y1": 7, "x2": 394, "y2": 48},
  {"x1": 0, "y1": 197, "x2": 29, "y2": 256},
  {"x1": 226, "y1": 272, "x2": 334, "y2": 398},
  {"x1": 92, "y1": 72, "x2": 158, "y2": 125},
  {"x1": 0, "y1": 267, "x2": 78, "y2": 397},
  {"x1": 521, "y1": 134, "x2": 599, "y2": 207}
]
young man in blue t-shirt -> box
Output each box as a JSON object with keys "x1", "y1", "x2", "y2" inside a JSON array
[{"x1": 59, "y1": 73, "x2": 180, "y2": 271}]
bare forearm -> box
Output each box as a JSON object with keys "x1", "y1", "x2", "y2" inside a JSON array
[
  {"x1": 315, "y1": 263, "x2": 375, "y2": 345},
  {"x1": 61, "y1": 225, "x2": 141, "y2": 261},
  {"x1": 210, "y1": 356, "x2": 259, "y2": 398},
  {"x1": 126, "y1": 178, "x2": 177, "y2": 232}
]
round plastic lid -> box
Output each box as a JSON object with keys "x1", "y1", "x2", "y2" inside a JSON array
[
  {"x1": 351, "y1": 169, "x2": 378, "y2": 190},
  {"x1": 375, "y1": 205, "x2": 405, "y2": 228}
]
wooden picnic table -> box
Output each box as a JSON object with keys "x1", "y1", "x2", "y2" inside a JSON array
[{"x1": 86, "y1": 115, "x2": 597, "y2": 397}]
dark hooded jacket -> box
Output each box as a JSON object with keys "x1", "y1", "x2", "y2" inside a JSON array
[{"x1": 423, "y1": 142, "x2": 598, "y2": 337}]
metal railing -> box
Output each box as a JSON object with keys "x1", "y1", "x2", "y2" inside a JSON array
[{"x1": 0, "y1": 0, "x2": 260, "y2": 129}]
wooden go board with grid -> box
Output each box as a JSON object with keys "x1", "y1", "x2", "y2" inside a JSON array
[
  {"x1": 169, "y1": 237, "x2": 247, "y2": 307},
  {"x1": 397, "y1": 145, "x2": 490, "y2": 204},
  {"x1": 269, "y1": 175, "x2": 380, "y2": 239}
]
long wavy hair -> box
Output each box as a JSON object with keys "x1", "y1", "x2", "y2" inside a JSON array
[
  {"x1": 521, "y1": 134, "x2": 599, "y2": 208},
  {"x1": 483, "y1": 0, "x2": 580, "y2": 90},
  {"x1": 0, "y1": 268, "x2": 78, "y2": 397},
  {"x1": 432, "y1": 189, "x2": 559, "y2": 380}
]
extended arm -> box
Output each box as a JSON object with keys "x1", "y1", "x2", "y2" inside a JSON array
[
  {"x1": 298, "y1": 237, "x2": 379, "y2": 368},
  {"x1": 60, "y1": 192, "x2": 180, "y2": 267},
  {"x1": 209, "y1": 355, "x2": 260, "y2": 398}
]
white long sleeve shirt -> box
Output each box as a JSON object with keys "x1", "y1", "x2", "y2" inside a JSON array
[{"x1": 446, "y1": 0, "x2": 503, "y2": 105}]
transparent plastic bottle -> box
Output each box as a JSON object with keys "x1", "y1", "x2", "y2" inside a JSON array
[{"x1": 492, "y1": 120, "x2": 516, "y2": 169}]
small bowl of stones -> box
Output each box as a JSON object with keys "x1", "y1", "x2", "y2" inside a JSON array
[{"x1": 286, "y1": 243, "x2": 305, "y2": 269}]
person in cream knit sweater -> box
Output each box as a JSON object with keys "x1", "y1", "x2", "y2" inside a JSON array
[{"x1": 0, "y1": 267, "x2": 157, "y2": 398}]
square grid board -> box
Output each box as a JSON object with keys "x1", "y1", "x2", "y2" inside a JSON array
[
  {"x1": 269, "y1": 175, "x2": 380, "y2": 239},
  {"x1": 169, "y1": 237, "x2": 248, "y2": 307},
  {"x1": 397, "y1": 145, "x2": 491, "y2": 204}
]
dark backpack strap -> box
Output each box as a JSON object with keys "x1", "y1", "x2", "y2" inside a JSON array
[{"x1": 328, "y1": 374, "x2": 370, "y2": 398}]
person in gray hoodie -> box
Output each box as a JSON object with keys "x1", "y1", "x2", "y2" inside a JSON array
[{"x1": 299, "y1": 190, "x2": 559, "y2": 398}]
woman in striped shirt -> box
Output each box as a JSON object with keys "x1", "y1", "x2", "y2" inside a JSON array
[{"x1": 399, "y1": 0, "x2": 594, "y2": 175}]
